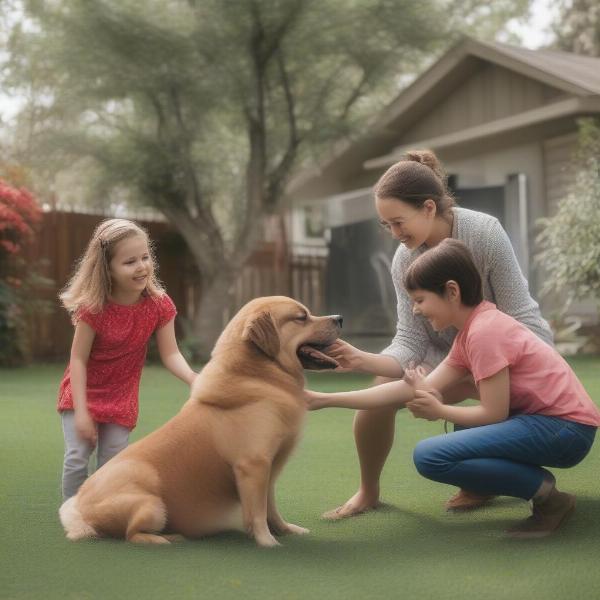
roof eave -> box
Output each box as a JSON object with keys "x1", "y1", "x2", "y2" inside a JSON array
[
  {"x1": 465, "y1": 38, "x2": 596, "y2": 97},
  {"x1": 365, "y1": 96, "x2": 600, "y2": 169}
]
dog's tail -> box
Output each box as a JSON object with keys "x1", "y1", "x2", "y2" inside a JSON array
[{"x1": 59, "y1": 496, "x2": 98, "y2": 541}]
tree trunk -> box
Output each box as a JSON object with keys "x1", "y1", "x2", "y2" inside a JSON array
[
  {"x1": 159, "y1": 201, "x2": 263, "y2": 363},
  {"x1": 191, "y1": 264, "x2": 239, "y2": 361}
]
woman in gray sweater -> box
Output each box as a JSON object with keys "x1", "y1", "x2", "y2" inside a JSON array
[{"x1": 324, "y1": 149, "x2": 553, "y2": 519}]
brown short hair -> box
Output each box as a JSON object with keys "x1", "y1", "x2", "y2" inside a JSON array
[{"x1": 403, "y1": 239, "x2": 483, "y2": 306}]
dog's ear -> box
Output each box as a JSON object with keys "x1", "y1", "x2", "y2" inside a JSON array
[{"x1": 242, "y1": 311, "x2": 280, "y2": 358}]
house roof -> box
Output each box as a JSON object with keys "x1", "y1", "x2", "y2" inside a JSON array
[
  {"x1": 478, "y1": 40, "x2": 600, "y2": 96},
  {"x1": 288, "y1": 37, "x2": 600, "y2": 199}
]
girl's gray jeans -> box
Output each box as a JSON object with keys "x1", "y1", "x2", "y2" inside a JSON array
[{"x1": 60, "y1": 411, "x2": 129, "y2": 500}]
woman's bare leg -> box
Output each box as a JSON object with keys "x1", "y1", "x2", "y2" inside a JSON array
[
  {"x1": 322, "y1": 376, "x2": 397, "y2": 520},
  {"x1": 323, "y1": 374, "x2": 484, "y2": 520}
]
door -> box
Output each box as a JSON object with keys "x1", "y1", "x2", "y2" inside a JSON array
[{"x1": 454, "y1": 185, "x2": 505, "y2": 226}]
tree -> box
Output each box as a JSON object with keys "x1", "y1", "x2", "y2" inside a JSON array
[
  {"x1": 553, "y1": 0, "x2": 600, "y2": 57},
  {"x1": 536, "y1": 118, "x2": 600, "y2": 319},
  {"x1": 3, "y1": 0, "x2": 530, "y2": 357}
]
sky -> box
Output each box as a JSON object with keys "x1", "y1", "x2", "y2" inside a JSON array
[
  {"x1": 502, "y1": 0, "x2": 560, "y2": 48},
  {"x1": 0, "y1": 0, "x2": 561, "y2": 124}
]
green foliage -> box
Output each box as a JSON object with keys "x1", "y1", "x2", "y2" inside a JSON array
[
  {"x1": 535, "y1": 118, "x2": 600, "y2": 315},
  {"x1": 3, "y1": 0, "x2": 531, "y2": 234},
  {"x1": 1, "y1": 0, "x2": 531, "y2": 353},
  {"x1": 0, "y1": 177, "x2": 51, "y2": 365},
  {"x1": 0, "y1": 262, "x2": 55, "y2": 365},
  {"x1": 0, "y1": 279, "x2": 21, "y2": 364},
  {"x1": 553, "y1": 0, "x2": 600, "y2": 57}
]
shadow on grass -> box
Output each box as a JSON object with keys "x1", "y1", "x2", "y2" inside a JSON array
[{"x1": 70, "y1": 496, "x2": 600, "y2": 557}]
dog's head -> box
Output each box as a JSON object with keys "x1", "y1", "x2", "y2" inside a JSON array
[{"x1": 217, "y1": 296, "x2": 342, "y2": 372}]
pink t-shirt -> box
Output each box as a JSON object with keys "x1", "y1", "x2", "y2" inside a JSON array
[
  {"x1": 445, "y1": 301, "x2": 600, "y2": 427},
  {"x1": 57, "y1": 293, "x2": 177, "y2": 429}
]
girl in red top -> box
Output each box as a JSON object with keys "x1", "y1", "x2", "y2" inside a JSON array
[
  {"x1": 306, "y1": 239, "x2": 599, "y2": 538},
  {"x1": 57, "y1": 218, "x2": 197, "y2": 499}
]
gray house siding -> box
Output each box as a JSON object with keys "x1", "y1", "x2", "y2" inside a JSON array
[{"x1": 401, "y1": 63, "x2": 564, "y2": 144}]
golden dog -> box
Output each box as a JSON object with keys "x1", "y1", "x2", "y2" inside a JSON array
[{"x1": 59, "y1": 296, "x2": 341, "y2": 546}]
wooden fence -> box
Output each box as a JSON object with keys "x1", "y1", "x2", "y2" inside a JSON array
[{"x1": 22, "y1": 211, "x2": 327, "y2": 360}]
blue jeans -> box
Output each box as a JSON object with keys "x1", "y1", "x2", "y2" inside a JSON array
[{"x1": 413, "y1": 415, "x2": 596, "y2": 500}]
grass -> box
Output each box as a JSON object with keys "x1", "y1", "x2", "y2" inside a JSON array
[{"x1": 2, "y1": 357, "x2": 600, "y2": 599}]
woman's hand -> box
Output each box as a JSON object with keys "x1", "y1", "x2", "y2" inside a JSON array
[
  {"x1": 75, "y1": 410, "x2": 97, "y2": 446},
  {"x1": 406, "y1": 389, "x2": 445, "y2": 421},
  {"x1": 323, "y1": 339, "x2": 366, "y2": 373}
]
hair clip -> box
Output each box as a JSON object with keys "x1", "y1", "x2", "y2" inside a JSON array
[{"x1": 100, "y1": 239, "x2": 109, "y2": 249}]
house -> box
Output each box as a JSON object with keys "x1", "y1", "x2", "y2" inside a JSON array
[{"x1": 286, "y1": 37, "x2": 600, "y2": 342}]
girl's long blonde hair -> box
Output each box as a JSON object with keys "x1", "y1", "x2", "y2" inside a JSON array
[{"x1": 59, "y1": 218, "x2": 165, "y2": 320}]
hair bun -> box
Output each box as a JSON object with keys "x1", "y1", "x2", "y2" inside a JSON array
[{"x1": 403, "y1": 149, "x2": 446, "y2": 185}]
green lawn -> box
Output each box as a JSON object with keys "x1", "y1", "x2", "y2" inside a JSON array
[{"x1": 2, "y1": 357, "x2": 600, "y2": 599}]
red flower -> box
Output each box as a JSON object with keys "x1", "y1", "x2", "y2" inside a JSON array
[{"x1": 0, "y1": 178, "x2": 42, "y2": 259}]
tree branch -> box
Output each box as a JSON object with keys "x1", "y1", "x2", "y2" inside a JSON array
[
  {"x1": 249, "y1": 0, "x2": 305, "y2": 69},
  {"x1": 167, "y1": 83, "x2": 206, "y2": 220},
  {"x1": 148, "y1": 87, "x2": 225, "y2": 264},
  {"x1": 266, "y1": 46, "x2": 300, "y2": 208},
  {"x1": 339, "y1": 67, "x2": 369, "y2": 122}
]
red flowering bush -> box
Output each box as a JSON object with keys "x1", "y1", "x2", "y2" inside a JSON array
[
  {"x1": 0, "y1": 178, "x2": 44, "y2": 365},
  {"x1": 0, "y1": 179, "x2": 42, "y2": 259}
]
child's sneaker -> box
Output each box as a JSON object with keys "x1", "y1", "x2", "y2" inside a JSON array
[{"x1": 506, "y1": 490, "x2": 576, "y2": 538}]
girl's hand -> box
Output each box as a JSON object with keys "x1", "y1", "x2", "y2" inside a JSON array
[
  {"x1": 304, "y1": 389, "x2": 327, "y2": 411},
  {"x1": 323, "y1": 339, "x2": 366, "y2": 373},
  {"x1": 406, "y1": 389, "x2": 444, "y2": 421},
  {"x1": 403, "y1": 364, "x2": 435, "y2": 391},
  {"x1": 75, "y1": 411, "x2": 97, "y2": 446},
  {"x1": 403, "y1": 365, "x2": 425, "y2": 390}
]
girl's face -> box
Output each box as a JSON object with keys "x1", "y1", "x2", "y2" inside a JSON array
[
  {"x1": 109, "y1": 234, "x2": 153, "y2": 297},
  {"x1": 376, "y1": 197, "x2": 435, "y2": 250},
  {"x1": 408, "y1": 288, "x2": 454, "y2": 332}
]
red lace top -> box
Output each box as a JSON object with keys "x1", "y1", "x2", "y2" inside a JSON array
[{"x1": 57, "y1": 293, "x2": 177, "y2": 429}]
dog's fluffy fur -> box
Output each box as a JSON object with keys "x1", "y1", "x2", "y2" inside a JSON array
[{"x1": 59, "y1": 296, "x2": 340, "y2": 547}]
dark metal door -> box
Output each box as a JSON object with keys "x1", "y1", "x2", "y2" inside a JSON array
[{"x1": 454, "y1": 186, "x2": 505, "y2": 226}]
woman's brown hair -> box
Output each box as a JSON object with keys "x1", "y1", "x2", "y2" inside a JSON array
[
  {"x1": 374, "y1": 149, "x2": 455, "y2": 216},
  {"x1": 403, "y1": 239, "x2": 483, "y2": 306}
]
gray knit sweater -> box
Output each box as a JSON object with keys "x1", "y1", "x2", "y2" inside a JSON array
[{"x1": 381, "y1": 207, "x2": 554, "y2": 369}]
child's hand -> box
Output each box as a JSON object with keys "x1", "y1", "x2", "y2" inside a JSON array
[
  {"x1": 75, "y1": 411, "x2": 97, "y2": 446},
  {"x1": 406, "y1": 389, "x2": 444, "y2": 421},
  {"x1": 323, "y1": 339, "x2": 365, "y2": 373},
  {"x1": 403, "y1": 365, "x2": 432, "y2": 391}
]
